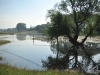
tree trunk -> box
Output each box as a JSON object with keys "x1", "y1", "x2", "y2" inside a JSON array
[{"x1": 56, "y1": 37, "x2": 59, "y2": 59}]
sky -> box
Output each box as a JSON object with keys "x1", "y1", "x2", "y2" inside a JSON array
[{"x1": 0, "y1": 0, "x2": 61, "y2": 29}]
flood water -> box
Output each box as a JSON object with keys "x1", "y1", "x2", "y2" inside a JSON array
[
  {"x1": 0, "y1": 34, "x2": 55, "y2": 70},
  {"x1": 0, "y1": 34, "x2": 100, "y2": 74}
]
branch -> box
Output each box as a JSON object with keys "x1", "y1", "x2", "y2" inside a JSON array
[
  {"x1": 78, "y1": 3, "x2": 91, "y2": 26},
  {"x1": 71, "y1": 26, "x2": 76, "y2": 32},
  {"x1": 81, "y1": 46, "x2": 96, "y2": 65},
  {"x1": 73, "y1": 9, "x2": 79, "y2": 40},
  {"x1": 81, "y1": 25, "x2": 96, "y2": 44},
  {"x1": 69, "y1": 56, "x2": 75, "y2": 61},
  {"x1": 77, "y1": 61, "x2": 86, "y2": 73}
]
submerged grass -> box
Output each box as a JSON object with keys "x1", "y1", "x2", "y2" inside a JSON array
[
  {"x1": 0, "y1": 64, "x2": 84, "y2": 75},
  {"x1": 0, "y1": 40, "x2": 11, "y2": 45},
  {"x1": 0, "y1": 57, "x2": 3, "y2": 60},
  {"x1": 0, "y1": 32, "x2": 11, "y2": 34}
]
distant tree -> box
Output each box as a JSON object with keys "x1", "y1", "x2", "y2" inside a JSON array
[
  {"x1": 16, "y1": 23, "x2": 26, "y2": 32},
  {"x1": 28, "y1": 25, "x2": 33, "y2": 31},
  {"x1": 34, "y1": 24, "x2": 48, "y2": 33},
  {"x1": 46, "y1": 0, "x2": 100, "y2": 46}
]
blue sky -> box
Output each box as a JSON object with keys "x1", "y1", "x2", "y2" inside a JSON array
[{"x1": 0, "y1": 0, "x2": 60, "y2": 28}]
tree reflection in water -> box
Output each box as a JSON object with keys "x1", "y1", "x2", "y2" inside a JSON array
[
  {"x1": 16, "y1": 34, "x2": 26, "y2": 40},
  {"x1": 42, "y1": 40, "x2": 100, "y2": 73}
]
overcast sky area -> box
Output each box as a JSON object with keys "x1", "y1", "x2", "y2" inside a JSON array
[{"x1": 0, "y1": 0, "x2": 61, "y2": 29}]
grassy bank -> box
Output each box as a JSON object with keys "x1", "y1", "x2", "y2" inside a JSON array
[
  {"x1": 0, "y1": 32, "x2": 11, "y2": 35},
  {"x1": 0, "y1": 40, "x2": 11, "y2": 45},
  {"x1": 0, "y1": 64, "x2": 84, "y2": 75}
]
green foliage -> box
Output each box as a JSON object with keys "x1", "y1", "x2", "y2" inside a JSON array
[
  {"x1": 29, "y1": 24, "x2": 49, "y2": 33},
  {"x1": 45, "y1": 11, "x2": 72, "y2": 39},
  {"x1": 0, "y1": 57, "x2": 3, "y2": 61},
  {"x1": 46, "y1": 0, "x2": 100, "y2": 45},
  {"x1": 34, "y1": 24, "x2": 47, "y2": 33},
  {"x1": 0, "y1": 32, "x2": 11, "y2": 34},
  {"x1": 0, "y1": 40, "x2": 11, "y2": 46},
  {"x1": 42, "y1": 27, "x2": 48, "y2": 36},
  {"x1": 81, "y1": 15, "x2": 98, "y2": 36},
  {"x1": 16, "y1": 23, "x2": 26, "y2": 32}
]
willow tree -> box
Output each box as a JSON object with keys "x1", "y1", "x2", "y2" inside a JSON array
[{"x1": 46, "y1": 0, "x2": 100, "y2": 46}]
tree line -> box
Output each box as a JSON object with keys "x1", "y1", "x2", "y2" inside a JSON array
[{"x1": 16, "y1": 22, "x2": 50, "y2": 33}]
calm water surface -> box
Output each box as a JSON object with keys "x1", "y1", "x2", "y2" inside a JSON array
[
  {"x1": 0, "y1": 35, "x2": 55, "y2": 70},
  {"x1": 0, "y1": 34, "x2": 100, "y2": 73}
]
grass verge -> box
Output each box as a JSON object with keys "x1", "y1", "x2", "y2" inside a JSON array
[
  {"x1": 0, "y1": 64, "x2": 84, "y2": 75},
  {"x1": 0, "y1": 40, "x2": 11, "y2": 45},
  {"x1": 0, "y1": 32, "x2": 11, "y2": 35}
]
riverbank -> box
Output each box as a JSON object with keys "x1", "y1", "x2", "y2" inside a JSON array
[
  {"x1": 0, "y1": 40, "x2": 11, "y2": 45},
  {"x1": 0, "y1": 64, "x2": 84, "y2": 75}
]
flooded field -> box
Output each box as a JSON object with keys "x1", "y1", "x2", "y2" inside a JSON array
[
  {"x1": 0, "y1": 34, "x2": 100, "y2": 73},
  {"x1": 0, "y1": 35, "x2": 55, "y2": 70}
]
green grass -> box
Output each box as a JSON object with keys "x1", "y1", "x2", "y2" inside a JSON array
[
  {"x1": 0, "y1": 40, "x2": 11, "y2": 45},
  {"x1": 0, "y1": 64, "x2": 84, "y2": 75},
  {"x1": 0, "y1": 57, "x2": 3, "y2": 60},
  {"x1": 0, "y1": 32, "x2": 11, "y2": 34}
]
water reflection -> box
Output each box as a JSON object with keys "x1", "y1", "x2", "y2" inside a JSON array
[
  {"x1": 0, "y1": 35, "x2": 52, "y2": 70},
  {"x1": 42, "y1": 40, "x2": 100, "y2": 74},
  {"x1": 16, "y1": 34, "x2": 26, "y2": 40},
  {"x1": 0, "y1": 35, "x2": 100, "y2": 74}
]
